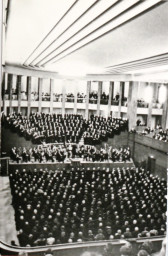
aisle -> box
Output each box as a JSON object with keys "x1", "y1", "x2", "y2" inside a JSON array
[{"x1": 0, "y1": 176, "x2": 19, "y2": 245}]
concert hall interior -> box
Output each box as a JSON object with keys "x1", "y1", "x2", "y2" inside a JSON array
[{"x1": 0, "y1": 1, "x2": 168, "y2": 256}]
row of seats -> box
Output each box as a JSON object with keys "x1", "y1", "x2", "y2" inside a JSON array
[{"x1": 9, "y1": 167, "x2": 166, "y2": 247}]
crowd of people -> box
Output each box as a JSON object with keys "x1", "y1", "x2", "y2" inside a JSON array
[
  {"x1": 8, "y1": 237, "x2": 167, "y2": 256},
  {"x1": 83, "y1": 115, "x2": 128, "y2": 145},
  {"x1": 100, "y1": 92, "x2": 109, "y2": 105},
  {"x1": 53, "y1": 93, "x2": 63, "y2": 102},
  {"x1": 42, "y1": 93, "x2": 50, "y2": 101},
  {"x1": 142, "y1": 126, "x2": 168, "y2": 142},
  {"x1": 66, "y1": 93, "x2": 74, "y2": 102},
  {"x1": 10, "y1": 144, "x2": 131, "y2": 163},
  {"x1": 31, "y1": 91, "x2": 39, "y2": 101},
  {"x1": 4, "y1": 113, "x2": 128, "y2": 145},
  {"x1": 9, "y1": 167, "x2": 166, "y2": 247},
  {"x1": 89, "y1": 91, "x2": 98, "y2": 104},
  {"x1": 77, "y1": 92, "x2": 86, "y2": 103},
  {"x1": 130, "y1": 125, "x2": 168, "y2": 142},
  {"x1": 89, "y1": 91, "x2": 109, "y2": 104},
  {"x1": 4, "y1": 113, "x2": 88, "y2": 144}
]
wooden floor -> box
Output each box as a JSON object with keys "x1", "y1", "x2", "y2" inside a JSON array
[{"x1": 0, "y1": 176, "x2": 19, "y2": 245}]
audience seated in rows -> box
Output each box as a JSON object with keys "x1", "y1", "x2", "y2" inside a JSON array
[
  {"x1": 4, "y1": 113, "x2": 128, "y2": 145},
  {"x1": 10, "y1": 145, "x2": 131, "y2": 163},
  {"x1": 9, "y1": 167, "x2": 166, "y2": 247}
]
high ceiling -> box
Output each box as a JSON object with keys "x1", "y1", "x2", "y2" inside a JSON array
[{"x1": 5, "y1": 0, "x2": 168, "y2": 76}]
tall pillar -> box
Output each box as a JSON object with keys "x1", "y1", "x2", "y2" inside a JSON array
[
  {"x1": 3, "y1": 73, "x2": 8, "y2": 115},
  {"x1": 1, "y1": 72, "x2": 5, "y2": 100},
  {"x1": 147, "y1": 83, "x2": 153, "y2": 128},
  {"x1": 50, "y1": 79, "x2": 54, "y2": 114},
  {"x1": 118, "y1": 82, "x2": 124, "y2": 117},
  {"x1": 74, "y1": 81, "x2": 78, "y2": 115},
  {"x1": 4, "y1": 72, "x2": 8, "y2": 93},
  {"x1": 62, "y1": 81, "x2": 66, "y2": 116},
  {"x1": 162, "y1": 84, "x2": 168, "y2": 130},
  {"x1": 27, "y1": 76, "x2": 32, "y2": 117},
  {"x1": 148, "y1": 155, "x2": 156, "y2": 174},
  {"x1": 38, "y1": 78, "x2": 43, "y2": 113},
  {"x1": 153, "y1": 83, "x2": 159, "y2": 102},
  {"x1": 17, "y1": 75, "x2": 22, "y2": 113},
  {"x1": 127, "y1": 81, "x2": 139, "y2": 130},
  {"x1": 108, "y1": 81, "x2": 114, "y2": 116},
  {"x1": 8, "y1": 74, "x2": 13, "y2": 114},
  {"x1": 85, "y1": 81, "x2": 91, "y2": 120},
  {"x1": 122, "y1": 82, "x2": 125, "y2": 99},
  {"x1": 111, "y1": 81, "x2": 114, "y2": 100},
  {"x1": 147, "y1": 82, "x2": 159, "y2": 128},
  {"x1": 97, "y1": 81, "x2": 102, "y2": 116}
]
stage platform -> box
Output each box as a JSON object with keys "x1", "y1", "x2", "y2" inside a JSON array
[{"x1": 9, "y1": 159, "x2": 135, "y2": 172}]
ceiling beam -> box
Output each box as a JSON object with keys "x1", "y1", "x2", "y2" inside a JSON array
[
  {"x1": 24, "y1": 0, "x2": 164, "y2": 68},
  {"x1": 4, "y1": 64, "x2": 132, "y2": 81}
]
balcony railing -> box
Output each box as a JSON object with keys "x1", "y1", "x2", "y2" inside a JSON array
[
  {"x1": 2, "y1": 95, "x2": 164, "y2": 112},
  {"x1": 77, "y1": 97, "x2": 86, "y2": 103},
  {"x1": 111, "y1": 100, "x2": 119, "y2": 106},
  {"x1": 121, "y1": 100, "x2": 127, "y2": 107},
  {"x1": 137, "y1": 102, "x2": 149, "y2": 108},
  {"x1": 12, "y1": 94, "x2": 18, "y2": 100},
  {"x1": 89, "y1": 98, "x2": 97, "y2": 104},
  {"x1": 152, "y1": 103, "x2": 163, "y2": 109},
  {"x1": 53, "y1": 96, "x2": 62, "y2": 102},
  {"x1": 100, "y1": 98, "x2": 108, "y2": 105},
  {"x1": 21, "y1": 92, "x2": 28, "y2": 101},
  {"x1": 42, "y1": 95, "x2": 50, "y2": 101},
  {"x1": 31, "y1": 95, "x2": 39, "y2": 101},
  {"x1": 66, "y1": 97, "x2": 74, "y2": 103}
]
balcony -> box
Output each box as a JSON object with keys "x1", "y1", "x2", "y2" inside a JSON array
[
  {"x1": 100, "y1": 98, "x2": 108, "y2": 105},
  {"x1": 111, "y1": 100, "x2": 119, "y2": 106},
  {"x1": 77, "y1": 97, "x2": 86, "y2": 103},
  {"x1": 89, "y1": 98, "x2": 97, "y2": 104},
  {"x1": 66, "y1": 97, "x2": 74, "y2": 103},
  {"x1": 53, "y1": 95, "x2": 63, "y2": 102},
  {"x1": 42, "y1": 95, "x2": 50, "y2": 101}
]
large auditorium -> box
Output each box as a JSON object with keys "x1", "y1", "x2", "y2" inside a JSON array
[{"x1": 0, "y1": 1, "x2": 168, "y2": 256}]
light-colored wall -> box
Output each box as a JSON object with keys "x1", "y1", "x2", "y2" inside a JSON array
[{"x1": 128, "y1": 133, "x2": 167, "y2": 179}]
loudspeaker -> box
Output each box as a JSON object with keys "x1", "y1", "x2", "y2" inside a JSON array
[{"x1": 147, "y1": 155, "x2": 156, "y2": 173}]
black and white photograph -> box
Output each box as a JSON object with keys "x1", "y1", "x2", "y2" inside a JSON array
[{"x1": 0, "y1": 1, "x2": 167, "y2": 256}]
